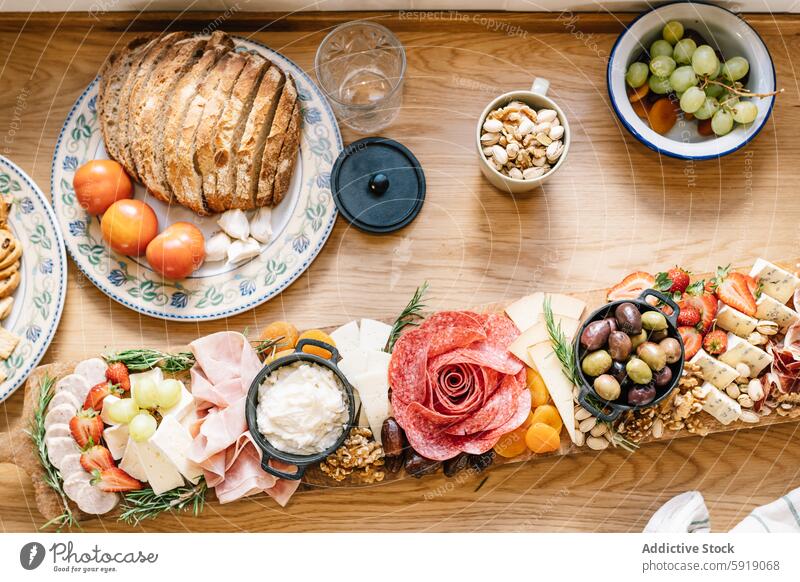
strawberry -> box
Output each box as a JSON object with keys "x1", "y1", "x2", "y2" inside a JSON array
[
  {"x1": 678, "y1": 291, "x2": 718, "y2": 333},
  {"x1": 678, "y1": 326, "x2": 702, "y2": 359},
  {"x1": 80, "y1": 445, "x2": 115, "y2": 473},
  {"x1": 105, "y1": 362, "x2": 131, "y2": 392},
  {"x1": 607, "y1": 271, "x2": 655, "y2": 302},
  {"x1": 83, "y1": 381, "x2": 121, "y2": 412},
  {"x1": 703, "y1": 329, "x2": 728, "y2": 355},
  {"x1": 677, "y1": 305, "x2": 701, "y2": 327},
  {"x1": 91, "y1": 467, "x2": 143, "y2": 492},
  {"x1": 69, "y1": 409, "x2": 104, "y2": 449},
  {"x1": 655, "y1": 267, "x2": 691, "y2": 295},
  {"x1": 714, "y1": 267, "x2": 757, "y2": 317}
]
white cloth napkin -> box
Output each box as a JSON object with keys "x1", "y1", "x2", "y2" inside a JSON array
[{"x1": 645, "y1": 489, "x2": 800, "y2": 532}]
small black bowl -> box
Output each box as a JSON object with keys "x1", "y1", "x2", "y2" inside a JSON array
[
  {"x1": 245, "y1": 338, "x2": 356, "y2": 481},
  {"x1": 574, "y1": 289, "x2": 685, "y2": 422}
]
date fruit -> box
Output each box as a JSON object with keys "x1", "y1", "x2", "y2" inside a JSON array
[
  {"x1": 405, "y1": 451, "x2": 442, "y2": 478},
  {"x1": 443, "y1": 452, "x2": 470, "y2": 477},
  {"x1": 381, "y1": 417, "x2": 406, "y2": 458}
]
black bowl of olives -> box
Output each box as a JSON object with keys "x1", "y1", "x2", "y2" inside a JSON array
[{"x1": 573, "y1": 289, "x2": 685, "y2": 422}]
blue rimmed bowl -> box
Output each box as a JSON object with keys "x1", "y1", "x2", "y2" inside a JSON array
[{"x1": 607, "y1": 1, "x2": 776, "y2": 160}]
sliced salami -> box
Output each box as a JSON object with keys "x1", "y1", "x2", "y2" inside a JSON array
[
  {"x1": 74, "y1": 358, "x2": 108, "y2": 388},
  {"x1": 55, "y1": 374, "x2": 91, "y2": 406}
]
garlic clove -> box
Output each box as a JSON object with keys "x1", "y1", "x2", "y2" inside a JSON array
[
  {"x1": 217, "y1": 209, "x2": 250, "y2": 241},
  {"x1": 227, "y1": 237, "x2": 261, "y2": 264},
  {"x1": 250, "y1": 207, "x2": 273, "y2": 244},
  {"x1": 205, "y1": 231, "x2": 232, "y2": 262}
]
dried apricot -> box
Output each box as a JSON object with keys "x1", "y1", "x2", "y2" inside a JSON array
[
  {"x1": 493, "y1": 425, "x2": 528, "y2": 458},
  {"x1": 259, "y1": 321, "x2": 299, "y2": 351},
  {"x1": 265, "y1": 348, "x2": 294, "y2": 364},
  {"x1": 521, "y1": 410, "x2": 535, "y2": 429},
  {"x1": 530, "y1": 404, "x2": 563, "y2": 432},
  {"x1": 525, "y1": 422, "x2": 561, "y2": 454},
  {"x1": 527, "y1": 368, "x2": 549, "y2": 408},
  {"x1": 627, "y1": 83, "x2": 650, "y2": 103},
  {"x1": 648, "y1": 98, "x2": 679, "y2": 135},
  {"x1": 630, "y1": 98, "x2": 650, "y2": 119},
  {"x1": 297, "y1": 329, "x2": 337, "y2": 359}
]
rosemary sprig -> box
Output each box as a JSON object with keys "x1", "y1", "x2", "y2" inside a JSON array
[
  {"x1": 253, "y1": 335, "x2": 286, "y2": 359},
  {"x1": 119, "y1": 479, "x2": 207, "y2": 526},
  {"x1": 25, "y1": 374, "x2": 79, "y2": 531},
  {"x1": 104, "y1": 349, "x2": 195, "y2": 373},
  {"x1": 385, "y1": 281, "x2": 429, "y2": 352}
]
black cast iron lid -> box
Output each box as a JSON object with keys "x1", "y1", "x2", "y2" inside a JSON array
[{"x1": 330, "y1": 137, "x2": 425, "y2": 234}]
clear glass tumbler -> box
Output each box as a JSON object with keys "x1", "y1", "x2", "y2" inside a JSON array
[{"x1": 314, "y1": 21, "x2": 406, "y2": 134}]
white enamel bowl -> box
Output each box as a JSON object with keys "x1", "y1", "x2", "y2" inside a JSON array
[{"x1": 607, "y1": 1, "x2": 775, "y2": 160}]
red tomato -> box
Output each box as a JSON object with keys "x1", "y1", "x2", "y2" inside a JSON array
[
  {"x1": 100, "y1": 199, "x2": 158, "y2": 256},
  {"x1": 145, "y1": 222, "x2": 205, "y2": 280},
  {"x1": 73, "y1": 160, "x2": 133, "y2": 215}
]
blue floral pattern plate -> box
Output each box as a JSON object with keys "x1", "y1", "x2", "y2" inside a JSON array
[
  {"x1": 0, "y1": 156, "x2": 67, "y2": 404},
  {"x1": 51, "y1": 37, "x2": 341, "y2": 321}
]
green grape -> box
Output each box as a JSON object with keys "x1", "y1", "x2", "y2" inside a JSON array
[
  {"x1": 669, "y1": 66, "x2": 698, "y2": 93},
  {"x1": 650, "y1": 39, "x2": 674, "y2": 58},
  {"x1": 133, "y1": 378, "x2": 159, "y2": 409},
  {"x1": 721, "y1": 56, "x2": 749, "y2": 81},
  {"x1": 731, "y1": 101, "x2": 758, "y2": 124},
  {"x1": 626, "y1": 62, "x2": 649, "y2": 88},
  {"x1": 648, "y1": 75, "x2": 672, "y2": 95},
  {"x1": 156, "y1": 379, "x2": 183, "y2": 409},
  {"x1": 662, "y1": 21, "x2": 684, "y2": 45},
  {"x1": 704, "y1": 83, "x2": 725, "y2": 99},
  {"x1": 694, "y1": 96, "x2": 720, "y2": 120},
  {"x1": 718, "y1": 91, "x2": 739, "y2": 107},
  {"x1": 691, "y1": 45, "x2": 719, "y2": 76},
  {"x1": 650, "y1": 55, "x2": 676, "y2": 78},
  {"x1": 711, "y1": 110, "x2": 734, "y2": 136},
  {"x1": 108, "y1": 398, "x2": 139, "y2": 424},
  {"x1": 129, "y1": 412, "x2": 158, "y2": 442},
  {"x1": 673, "y1": 38, "x2": 696, "y2": 65},
  {"x1": 679, "y1": 87, "x2": 706, "y2": 114}
]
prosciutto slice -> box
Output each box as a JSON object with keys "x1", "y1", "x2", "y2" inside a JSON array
[{"x1": 188, "y1": 332, "x2": 300, "y2": 506}]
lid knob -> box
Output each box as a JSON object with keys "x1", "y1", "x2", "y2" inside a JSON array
[{"x1": 368, "y1": 173, "x2": 390, "y2": 195}]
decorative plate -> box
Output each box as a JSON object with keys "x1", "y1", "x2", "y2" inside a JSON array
[
  {"x1": 51, "y1": 37, "x2": 342, "y2": 321},
  {"x1": 0, "y1": 156, "x2": 67, "y2": 404}
]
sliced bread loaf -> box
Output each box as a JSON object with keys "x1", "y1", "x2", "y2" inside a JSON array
[
  {"x1": 256, "y1": 76, "x2": 298, "y2": 207},
  {"x1": 271, "y1": 101, "x2": 302, "y2": 207}
]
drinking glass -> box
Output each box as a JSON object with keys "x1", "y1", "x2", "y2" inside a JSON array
[{"x1": 315, "y1": 21, "x2": 406, "y2": 134}]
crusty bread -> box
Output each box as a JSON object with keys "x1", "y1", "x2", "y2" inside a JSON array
[
  {"x1": 233, "y1": 64, "x2": 285, "y2": 209},
  {"x1": 131, "y1": 37, "x2": 206, "y2": 202},
  {"x1": 257, "y1": 77, "x2": 298, "y2": 207},
  {"x1": 159, "y1": 34, "x2": 234, "y2": 204},
  {"x1": 207, "y1": 54, "x2": 268, "y2": 213},
  {"x1": 194, "y1": 52, "x2": 247, "y2": 213},
  {"x1": 271, "y1": 102, "x2": 302, "y2": 207}
]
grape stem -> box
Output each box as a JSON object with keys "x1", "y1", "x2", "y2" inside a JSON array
[{"x1": 701, "y1": 77, "x2": 783, "y2": 99}]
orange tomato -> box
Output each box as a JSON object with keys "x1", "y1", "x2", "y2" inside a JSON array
[
  {"x1": 530, "y1": 404, "x2": 563, "y2": 432},
  {"x1": 259, "y1": 321, "x2": 300, "y2": 351},
  {"x1": 493, "y1": 425, "x2": 528, "y2": 458},
  {"x1": 297, "y1": 329, "x2": 336, "y2": 359},
  {"x1": 100, "y1": 199, "x2": 158, "y2": 256},
  {"x1": 145, "y1": 222, "x2": 205, "y2": 280},
  {"x1": 525, "y1": 422, "x2": 561, "y2": 454},
  {"x1": 527, "y1": 368, "x2": 549, "y2": 408},
  {"x1": 73, "y1": 160, "x2": 133, "y2": 215}
]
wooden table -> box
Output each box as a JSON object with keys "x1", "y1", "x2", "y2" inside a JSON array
[{"x1": 1, "y1": 10, "x2": 799, "y2": 532}]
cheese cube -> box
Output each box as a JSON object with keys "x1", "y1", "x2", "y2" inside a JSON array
[
  {"x1": 755, "y1": 294, "x2": 799, "y2": 331},
  {"x1": 719, "y1": 333, "x2": 771, "y2": 378},
  {"x1": 715, "y1": 305, "x2": 757, "y2": 337},
  {"x1": 349, "y1": 367, "x2": 391, "y2": 445},
  {"x1": 119, "y1": 437, "x2": 147, "y2": 482},
  {"x1": 330, "y1": 320, "x2": 360, "y2": 354},
  {"x1": 750, "y1": 258, "x2": 800, "y2": 304},
  {"x1": 359, "y1": 319, "x2": 392, "y2": 352},
  {"x1": 697, "y1": 382, "x2": 742, "y2": 425},
  {"x1": 103, "y1": 423, "x2": 129, "y2": 460},
  {"x1": 159, "y1": 383, "x2": 194, "y2": 421},
  {"x1": 528, "y1": 340, "x2": 576, "y2": 444},
  {"x1": 505, "y1": 292, "x2": 586, "y2": 333},
  {"x1": 100, "y1": 394, "x2": 121, "y2": 425},
  {"x1": 689, "y1": 349, "x2": 739, "y2": 389},
  {"x1": 509, "y1": 317, "x2": 579, "y2": 368},
  {"x1": 149, "y1": 416, "x2": 203, "y2": 484},
  {"x1": 128, "y1": 438, "x2": 185, "y2": 495}
]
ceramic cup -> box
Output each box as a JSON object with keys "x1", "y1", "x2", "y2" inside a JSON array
[{"x1": 475, "y1": 78, "x2": 570, "y2": 196}]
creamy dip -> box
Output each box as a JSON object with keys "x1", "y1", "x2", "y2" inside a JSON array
[{"x1": 256, "y1": 361, "x2": 348, "y2": 455}]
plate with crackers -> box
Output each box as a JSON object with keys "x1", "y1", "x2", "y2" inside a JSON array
[{"x1": 0, "y1": 156, "x2": 67, "y2": 403}]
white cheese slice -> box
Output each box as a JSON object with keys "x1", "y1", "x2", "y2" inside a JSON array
[
  {"x1": 509, "y1": 317, "x2": 579, "y2": 368},
  {"x1": 750, "y1": 258, "x2": 800, "y2": 304},
  {"x1": 696, "y1": 382, "x2": 742, "y2": 425},
  {"x1": 689, "y1": 349, "x2": 739, "y2": 390},
  {"x1": 359, "y1": 319, "x2": 392, "y2": 352},
  {"x1": 338, "y1": 349, "x2": 371, "y2": 381},
  {"x1": 505, "y1": 292, "x2": 586, "y2": 333},
  {"x1": 149, "y1": 416, "x2": 203, "y2": 484},
  {"x1": 129, "y1": 438, "x2": 185, "y2": 495},
  {"x1": 330, "y1": 320, "x2": 361, "y2": 354},
  {"x1": 159, "y1": 383, "x2": 194, "y2": 420},
  {"x1": 715, "y1": 305, "x2": 758, "y2": 337},
  {"x1": 528, "y1": 340, "x2": 576, "y2": 443},
  {"x1": 100, "y1": 394, "x2": 121, "y2": 425},
  {"x1": 119, "y1": 437, "x2": 147, "y2": 482},
  {"x1": 103, "y1": 423, "x2": 129, "y2": 460},
  {"x1": 349, "y1": 368, "x2": 391, "y2": 445},
  {"x1": 718, "y1": 333, "x2": 771, "y2": 378},
  {"x1": 755, "y1": 294, "x2": 799, "y2": 331}
]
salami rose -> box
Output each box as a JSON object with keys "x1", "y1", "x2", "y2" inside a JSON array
[{"x1": 389, "y1": 311, "x2": 530, "y2": 461}]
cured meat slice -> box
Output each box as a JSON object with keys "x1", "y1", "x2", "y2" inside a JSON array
[
  {"x1": 63, "y1": 472, "x2": 118, "y2": 515},
  {"x1": 74, "y1": 358, "x2": 108, "y2": 388},
  {"x1": 46, "y1": 435, "x2": 80, "y2": 471},
  {"x1": 49, "y1": 391, "x2": 81, "y2": 413},
  {"x1": 55, "y1": 374, "x2": 91, "y2": 406},
  {"x1": 45, "y1": 422, "x2": 71, "y2": 440},
  {"x1": 44, "y1": 403, "x2": 78, "y2": 429},
  {"x1": 59, "y1": 453, "x2": 84, "y2": 479}
]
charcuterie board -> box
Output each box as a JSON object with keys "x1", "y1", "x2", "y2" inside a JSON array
[{"x1": 3, "y1": 257, "x2": 799, "y2": 528}]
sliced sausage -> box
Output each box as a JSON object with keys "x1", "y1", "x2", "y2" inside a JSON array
[
  {"x1": 59, "y1": 453, "x2": 84, "y2": 479},
  {"x1": 74, "y1": 358, "x2": 108, "y2": 388},
  {"x1": 50, "y1": 390, "x2": 81, "y2": 413},
  {"x1": 63, "y1": 472, "x2": 118, "y2": 515},
  {"x1": 46, "y1": 435, "x2": 80, "y2": 471},
  {"x1": 45, "y1": 422, "x2": 71, "y2": 440},
  {"x1": 55, "y1": 374, "x2": 91, "y2": 406},
  {"x1": 44, "y1": 402, "x2": 79, "y2": 429}
]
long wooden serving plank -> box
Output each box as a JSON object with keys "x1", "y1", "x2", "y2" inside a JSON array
[{"x1": 2, "y1": 260, "x2": 799, "y2": 524}]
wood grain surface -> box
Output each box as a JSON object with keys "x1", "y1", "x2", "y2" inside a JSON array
[{"x1": 1, "y1": 10, "x2": 800, "y2": 532}]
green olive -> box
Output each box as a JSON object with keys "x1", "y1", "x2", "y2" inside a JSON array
[
  {"x1": 626, "y1": 357, "x2": 653, "y2": 384},
  {"x1": 581, "y1": 350, "x2": 613, "y2": 377},
  {"x1": 593, "y1": 374, "x2": 621, "y2": 401},
  {"x1": 636, "y1": 342, "x2": 667, "y2": 371},
  {"x1": 630, "y1": 330, "x2": 648, "y2": 350},
  {"x1": 642, "y1": 311, "x2": 668, "y2": 331}
]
